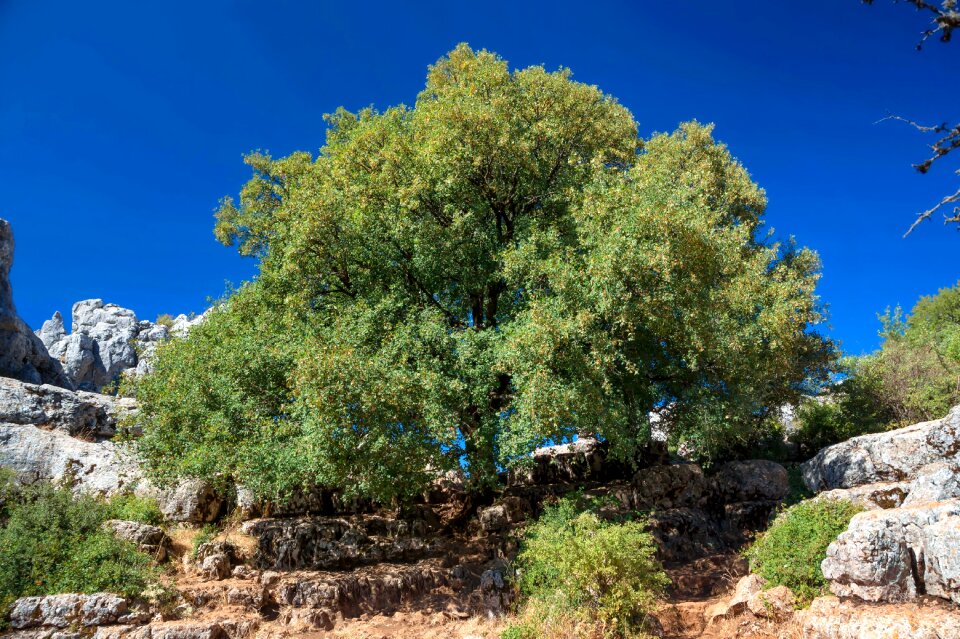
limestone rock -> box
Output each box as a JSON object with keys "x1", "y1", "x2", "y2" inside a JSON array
[
  {"x1": 631, "y1": 463, "x2": 710, "y2": 510},
  {"x1": 0, "y1": 422, "x2": 142, "y2": 495},
  {"x1": 814, "y1": 481, "x2": 911, "y2": 510},
  {"x1": 704, "y1": 574, "x2": 765, "y2": 622},
  {"x1": 39, "y1": 300, "x2": 140, "y2": 391},
  {"x1": 104, "y1": 520, "x2": 170, "y2": 561},
  {"x1": 8, "y1": 594, "x2": 128, "y2": 629},
  {"x1": 152, "y1": 478, "x2": 223, "y2": 524},
  {"x1": 194, "y1": 541, "x2": 238, "y2": 580},
  {"x1": 922, "y1": 514, "x2": 960, "y2": 604},
  {"x1": 796, "y1": 596, "x2": 960, "y2": 639},
  {"x1": 821, "y1": 500, "x2": 960, "y2": 602},
  {"x1": 0, "y1": 219, "x2": 73, "y2": 389},
  {"x1": 0, "y1": 376, "x2": 135, "y2": 439},
  {"x1": 711, "y1": 460, "x2": 789, "y2": 502},
  {"x1": 902, "y1": 461, "x2": 960, "y2": 506},
  {"x1": 802, "y1": 406, "x2": 960, "y2": 492},
  {"x1": 746, "y1": 585, "x2": 795, "y2": 620}
]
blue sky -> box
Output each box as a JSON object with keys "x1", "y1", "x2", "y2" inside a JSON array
[{"x1": 1, "y1": 1, "x2": 957, "y2": 354}]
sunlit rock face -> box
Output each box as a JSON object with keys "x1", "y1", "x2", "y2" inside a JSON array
[{"x1": 0, "y1": 218, "x2": 73, "y2": 389}]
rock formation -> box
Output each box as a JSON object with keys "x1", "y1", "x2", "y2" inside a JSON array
[
  {"x1": 0, "y1": 219, "x2": 73, "y2": 389},
  {"x1": 36, "y1": 300, "x2": 206, "y2": 392},
  {"x1": 800, "y1": 405, "x2": 960, "y2": 608}
]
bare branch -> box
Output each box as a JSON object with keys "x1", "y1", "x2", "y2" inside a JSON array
[
  {"x1": 864, "y1": 0, "x2": 960, "y2": 47},
  {"x1": 904, "y1": 183, "x2": 960, "y2": 236}
]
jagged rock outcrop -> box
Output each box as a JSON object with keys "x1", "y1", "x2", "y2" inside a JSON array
[
  {"x1": 39, "y1": 300, "x2": 155, "y2": 391},
  {"x1": 38, "y1": 299, "x2": 208, "y2": 392},
  {"x1": 0, "y1": 219, "x2": 73, "y2": 389},
  {"x1": 821, "y1": 500, "x2": 960, "y2": 602},
  {"x1": 7, "y1": 593, "x2": 133, "y2": 630},
  {"x1": 801, "y1": 406, "x2": 960, "y2": 492},
  {"x1": 105, "y1": 520, "x2": 171, "y2": 561},
  {"x1": 0, "y1": 375, "x2": 136, "y2": 439},
  {"x1": 0, "y1": 376, "x2": 223, "y2": 523},
  {"x1": 801, "y1": 406, "x2": 960, "y2": 606}
]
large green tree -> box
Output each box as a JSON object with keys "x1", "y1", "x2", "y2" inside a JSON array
[{"x1": 134, "y1": 45, "x2": 834, "y2": 502}]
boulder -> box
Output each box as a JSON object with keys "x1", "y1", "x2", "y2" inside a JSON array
[
  {"x1": 711, "y1": 460, "x2": 790, "y2": 502},
  {"x1": 193, "y1": 541, "x2": 238, "y2": 580},
  {"x1": 902, "y1": 461, "x2": 960, "y2": 506},
  {"x1": 0, "y1": 422, "x2": 142, "y2": 495},
  {"x1": 8, "y1": 594, "x2": 128, "y2": 629},
  {"x1": 802, "y1": 406, "x2": 960, "y2": 492},
  {"x1": 0, "y1": 219, "x2": 73, "y2": 389},
  {"x1": 630, "y1": 463, "x2": 710, "y2": 510},
  {"x1": 814, "y1": 481, "x2": 911, "y2": 510},
  {"x1": 796, "y1": 596, "x2": 960, "y2": 639},
  {"x1": 821, "y1": 500, "x2": 960, "y2": 602},
  {"x1": 704, "y1": 574, "x2": 765, "y2": 622},
  {"x1": 746, "y1": 585, "x2": 795, "y2": 620},
  {"x1": 922, "y1": 514, "x2": 960, "y2": 604},
  {"x1": 0, "y1": 376, "x2": 135, "y2": 439},
  {"x1": 152, "y1": 478, "x2": 223, "y2": 524},
  {"x1": 104, "y1": 520, "x2": 170, "y2": 561}
]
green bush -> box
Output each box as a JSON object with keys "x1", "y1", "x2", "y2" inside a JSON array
[
  {"x1": 506, "y1": 496, "x2": 668, "y2": 639},
  {"x1": 0, "y1": 479, "x2": 162, "y2": 623},
  {"x1": 106, "y1": 492, "x2": 165, "y2": 525},
  {"x1": 744, "y1": 498, "x2": 862, "y2": 605}
]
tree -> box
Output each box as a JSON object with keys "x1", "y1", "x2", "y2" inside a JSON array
[
  {"x1": 864, "y1": 1, "x2": 960, "y2": 234},
  {"x1": 134, "y1": 45, "x2": 835, "y2": 503}
]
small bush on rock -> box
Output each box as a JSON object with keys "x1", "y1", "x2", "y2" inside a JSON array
[
  {"x1": 506, "y1": 496, "x2": 668, "y2": 638},
  {"x1": 0, "y1": 478, "x2": 162, "y2": 622},
  {"x1": 744, "y1": 498, "x2": 862, "y2": 605},
  {"x1": 106, "y1": 492, "x2": 164, "y2": 525}
]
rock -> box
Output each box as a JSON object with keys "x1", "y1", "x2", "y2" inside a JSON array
[
  {"x1": 152, "y1": 478, "x2": 223, "y2": 523},
  {"x1": 0, "y1": 422, "x2": 142, "y2": 495},
  {"x1": 712, "y1": 460, "x2": 790, "y2": 502},
  {"x1": 814, "y1": 481, "x2": 911, "y2": 510},
  {"x1": 194, "y1": 541, "x2": 237, "y2": 580},
  {"x1": 796, "y1": 596, "x2": 960, "y2": 639},
  {"x1": 242, "y1": 514, "x2": 434, "y2": 571},
  {"x1": 509, "y1": 436, "x2": 667, "y2": 486},
  {"x1": 480, "y1": 562, "x2": 512, "y2": 615},
  {"x1": 746, "y1": 585, "x2": 795, "y2": 620},
  {"x1": 821, "y1": 500, "x2": 960, "y2": 602},
  {"x1": 8, "y1": 594, "x2": 128, "y2": 629},
  {"x1": 802, "y1": 406, "x2": 960, "y2": 492},
  {"x1": 39, "y1": 300, "x2": 140, "y2": 391},
  {"x1": 902, "y1": 462, "x2": 960, "y2": 506},
  {"x1": 648, "y1": 507, "x2": 727, "y2": 563},
  {"x1": 631, "y1": 463, "x2": 710, "y2": 510},
  {"x1": 39, "y1": 302, "x2": 208, "y2": 392},
  {"x1": 477, "y1": 497, "x2": 527, "y2": 532},
  {"x1": 104, "y1": 520, "x2": 170, "y2": 561},
  {"x1": 0, "y1": 219, "x2": 73, "y2": 389},
  {"x1": 922, "y1": 515, "x2": 960, "y2": 604},
  {"x1": 704, "y1": 574, "x2": 765, "y2": 622},
  {"x1": 0, "y1": 376, "x2": 135, "y2": 439}
]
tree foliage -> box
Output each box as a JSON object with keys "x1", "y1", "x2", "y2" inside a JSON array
[
  {"x1": 134, "y1": 45, "x2": 834, "y2": 503},
  {"x1": 795, "y1": 280, "x2": 960, "y2": 450}
]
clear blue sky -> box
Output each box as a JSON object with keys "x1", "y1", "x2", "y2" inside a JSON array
[{"x1": 1, "y1": 1, "x2": 957, "y2": 355}]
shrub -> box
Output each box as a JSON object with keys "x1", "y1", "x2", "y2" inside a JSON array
[
  {"x1": 106, "y1": 492, "x2": 165, "y2": 526},
  {"x1": 0, "y1": 479, "x2": 162, "y2": 623},
  {"x1": 507, "y1": 496, "x2": 668, "y2": 638},
  {"x1": 744, "y1": 498, "x2": 862, "y2": 605}
]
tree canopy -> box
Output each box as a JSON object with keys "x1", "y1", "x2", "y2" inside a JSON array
[{"x1": 133, "y1": 45, "x2": 835, "y2": 503}]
